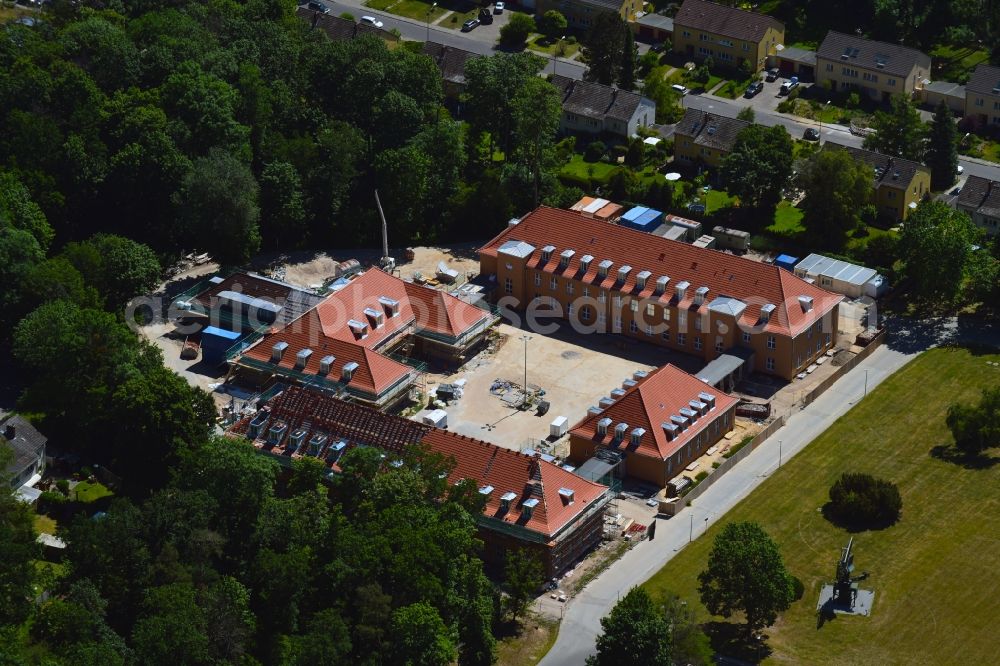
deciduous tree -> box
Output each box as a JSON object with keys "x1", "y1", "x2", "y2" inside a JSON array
[
  {"x1": 897, "y1": 201, "x2": 977, "y2": 303},
  {"x1": 798, "y1": 147, "x2": 873, "y2": 247},
  {"x1": 863, "y1": 94, "x2": 927, "y2": 161},
  {"x1": 720, "y1": 124, "x2": 793, "y2": 219},
  {"x1": 503, "y1": 548, "x2": 543, "y2": 622},
  {"x1": 587, "y1": 587, "x2": 671, "y2": 666},
  {"x1": 947, "y1": 386, "x2": 1000, "y2": 455},
  {"x1": 698, "y1": 521, "x2": 795, "y2": 641}
]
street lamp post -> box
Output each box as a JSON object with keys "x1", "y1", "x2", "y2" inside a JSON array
[
  {"x1": 426, "y1": 2, "x2": 437, "y2": 42},
  {"x1": 819, "y1": 99, "x2": 831, "y2": 140},
  {"x1": 863, "y1": 368, "x2": 869, "y2": 398},
  {"x1": 778, "y1": 439, "x2": 783, "y2": 467},
  {"x1": 520, "y1": 334, "x2": 532, "y2": 408},
  {"x1": 552, "y1": 35, "x2": 565, "y2": 78}
]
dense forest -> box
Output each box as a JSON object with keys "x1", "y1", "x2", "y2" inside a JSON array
[{"x1": 0, "y1": 0, "x2": 581, "y2": 270}]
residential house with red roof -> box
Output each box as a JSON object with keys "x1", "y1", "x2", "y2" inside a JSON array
[
  {"x1": 232, "y1": 269, "x2": 494, "y2": 409},
  {"x1": 479, "y1": 207, "x2": 842, "y2": 381},
  {"x1": 569, "y1": 364, "x2": 738, "y2": 488},
  {"x1": 227, "y1": 385, "x2": 611, "y2": 575}
]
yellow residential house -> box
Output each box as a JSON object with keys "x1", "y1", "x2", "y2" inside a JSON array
[
  {"x1": 825, "y1": 142, "x2": 930, "y2": 221},
  {"x1": 534, "y1": 0, "x2": 641, "y2": 31},
  {"x1": 815, "y1": 31, "x2": 931, "y2": 102},
  {"x1": 672, "y1": 109, "x2": 750, "y2": 168},
  {"x1": 964, "y1": 64, "x2": 1000, "y2": 129},
  {"x1": 672, "y1": 0, "x2": 784, "y2": 72}
]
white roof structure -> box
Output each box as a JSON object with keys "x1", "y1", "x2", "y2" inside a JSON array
[
  {"x1": 707, "y1": 296, "x2": 747, "y2": 318},
  {"x1": 498, "y1": 240, "x2": 536, "y2": 258},
  {"x1": 795, "y1": 253, "x2": 877, "y2": 286}
]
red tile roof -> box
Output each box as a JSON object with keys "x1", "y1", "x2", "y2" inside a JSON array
[
  {"x1": 420, "y1": 429, "x2": 609, "y2": 539},
  {"x1": 227, "y1": 386, "x2": 608, "y2": 539},
  {"x1": 240, "y1": 269, "x2": 490, "y2": 397},
  {"x1": 480, "y1": 207, "x2": 841, "y2": 336},
  {"x1": 570, "y1": 364, "x2": 738, "y2": 461}
]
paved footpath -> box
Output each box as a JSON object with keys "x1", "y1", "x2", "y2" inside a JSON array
[{"x1": 540, "y1": 316, "x2": 999, "y2": 666}]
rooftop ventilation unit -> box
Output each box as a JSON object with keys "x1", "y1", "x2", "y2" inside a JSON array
[
  {"x1": 656, "y1": 275, "x2": 670, "y2": 293},
  {"x1": 760, "y1": 303, "x2": 776, "y2": 322},
  {"x1": 598, "y1": 259, "x2": 613, "y2": 277},
  {"x1": 671, "y1": 414, "x2": 689, "y2": 430},
  {"x1": 596, "y1": 417, "x2": 613, "y2": 436},
  {"x1": 378, "y1": 296, "x2": 400, "y2": 317},
  {"x1": 500, "y1": 491, "x2": 518, "y2": 511},
  {"x1": 675, "y1": 280, "x2": 691, "y2": 301},
  {"x1": 580, "y1": 254, "x2": 594, "y2": 272},
  {"x1": 630, "y1": 427, "x2": 646, "y2": 445},
  {"x1": 560, "y1": 249, "x2": 575, "y2": 267},
  {"x1": 541, "y1": 245, "x2": 556, "y2": 262},
  {"x1": 319, "y1": 355, "x2": 335, "y2": 375},
  {"x1": 478, "y1": 485, "x2": 494, "y2": 496},
  {"x1": 694, "y1": 286, "x2": 709, "y2": 306},
  {"x1": 617, "y1": 265, "x2": 632, "y2": 283},
  {"x1": 661, "y1": 422, "x2": 680, "y2": 439},
  {"x1": 614, "y1": 422, "x2": 629, "y2": 439},
  {"x1": 636, "y1": 270, "x2": 651, "y2": 290},
  {"x1": 271, "y1": 341, "x2": 289, "y2": 362},
  {"x1": 798, "y1": 295, "x2": 814, "y2": 312},
  {"x1": 295, "y1": 348, "x2": 313, "y2": 369},
  {"x1": 348, "y1": 319, "x2": 369, "y2": 338},
  {"x1": 698, "y1": 391, "x2": 716, "y2": 409},
  {"x1": 558, "y1": 487, "x2": 575, "y2": 503},
  {"x1": 522, "y1": 497, "x2": 539, "y2": 519},
  {"x1": 363, "y1": 307, "x2": 384, "y2": 328},
  {"x1": 342, "y1": 361, "x2": 359, "y2": 382}
]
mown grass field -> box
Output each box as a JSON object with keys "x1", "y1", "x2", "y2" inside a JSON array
[{"x1": 643, "y1": 347, "x2": 1000, "y2": 664}]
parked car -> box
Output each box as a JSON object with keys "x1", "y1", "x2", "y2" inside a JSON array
[
  {"x1": 779, "y1": 76, "x2": 799, "y2": 95},
  {"x1": 671, "y1": 83, "x2": 689, "y2": 96},
  {"x1": 478, "y1": 8, "x2": 493, "y2": 23},
  {"x1": 950, "y1": 186, "x2": 962, "y2": 196},
  {"x1": 494, "y1": 1, "x2": 505, "y2": 12},
  {"x1": 765, "y1": 67, "x2": 780, "y2": 81},
  {"x1": 650, "y1": 41, "x2": 665, "y2": 53},
  {"x1": 803, "y1": 127, "x2": 820, "y2": 141},
  {"x1": 306, "y1": 0, "x2": 329, "y2": 12},
  {"x1": 360, "y1": 15, "x2": 384, "y2": 28},
  {"x1": 462, "y1": 18, "x2": 480, "y2": 31},
  {"x1": 744, "y1": 81, "x2": 763, "y2": 98},
  {"x1": 687, "y1": 203, "x2": 706, "y2": 214}
]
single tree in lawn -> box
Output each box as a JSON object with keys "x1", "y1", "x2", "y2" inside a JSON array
[
  {"x1": 619, "y1": 27, "x2": 637, "y2": 91},
  {"x1": 720, "y1": 124, "x2": 793, "y2": 220},
  {"x1": 583, "y1": 12, "x2": 626, "y2": 85},
  {"x1": 503, "y1": 548, "x2": 543, "y2": 623},
  {"x1": 798, "y1": 147, "x2": 872, "y2": 248},
  {"x1": 511, "y1": 77, "x2": 562, "y2": 207},
  {"x1": 946, "y1": 386, "x2": 1000, "y2": 456},
  {"x1": 925, "y1": 100, "x2": 959, "y2": 190},
  {"x1": 538, "y1": 10, "x2": 567, "y2": 41},
  {"x1": 698, "y1": 521, "x2": 795, "y2": 641},
  {"x1": 863, "y1": 94, "x2": 927, "y2": 161},
  {"x1": 586, "y1": 587, "x2": 671, "y2": 666},
  {"x1": 499, "y1": 13, "x2": 536, "y2": 48},
  {"x1": 897, "y1": 201, "x2": 977, "y2": 303}
]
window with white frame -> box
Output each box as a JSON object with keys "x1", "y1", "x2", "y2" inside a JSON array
[
  {"x1": 661, "y1": 330, "x2": 670, "y2": 342},
  {"x1": 678, "y1": 310, "x2": 687, "y2": 328},
  {"x1": 613, "y1": 316, "x2": 622, "y2": 332},
  {"x1": 598, "y1": 311, "x2": 607, "y2": 325},
  {"x1": 613, "y1": 295, "x2": 621, "y2": 308},
  {"x1": 583, "y1": 286, "x2": 590, "y2": 298},
  {"x1": 766, "y1": 357, "x2": 775, "y2": 370},
  {"x1": 646, "y1": 303, "x2": 655, "y2": 317},
  {"x1": 581, "y1": 306, "x2": 591, "y2": 321},
  {"x1": 663, "y1": 308, "x2": 670, "y2": 321},
  {"x1": 599, "y1": 290, "x2": 606, "y2": 303},
  {"x1": 767, "y1": 335, "x2": 776, "y2": 350},
  {"x1": 534, "y1": 273, "x2": 541, "y2": 286},
  {"x1": 567, "y1": 302, "x2": 574, "y2": 316},
  {"x1": 629, "y1": 320, "x2": 638, "y2": 333},
  {"x1": 647, "y1": 324, "x2": 654, "y2": 336},
  {"x1": 678, "y1": 333, "x2": 686, "y2": 346},
  {"x1": 504, "y1": 278, "x2": 512, "y2": 294},
  {"x1": 550, "y1": 277, "x2": 557, "y2": 290},
  {"x1": 742, "y1": 331, "x2": 751, "y2": 343},
  {"x1": 630, "y1": 299, "x2": 638, "y2": 312},
  {"x1": 694, "y1": 336, "x2": 702, "y2": 351},
  {"x1": 566, "y1": 282, "x2": 574, "y2": 295},
  {"x1": 694, "y1": 316, "x2": 702, "y2": 331}
]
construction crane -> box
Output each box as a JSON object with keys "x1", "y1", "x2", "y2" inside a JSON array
[{"x1": 374, "y1": 190, "x2": 395, "y2": 272}]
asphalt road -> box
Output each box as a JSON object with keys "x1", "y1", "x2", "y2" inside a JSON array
[{"x1": 538, "y1": 315, "x2": 999, "y2": 666}]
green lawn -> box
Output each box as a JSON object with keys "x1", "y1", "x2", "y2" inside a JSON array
[
  {"x1": 526, "y1": 35, "x2": 579, "y2": 59},
  {"x1": 362, "y1": 0, "x2": 396, "y2": 10},
  {"x1": 391, "y1": 0, "x2": 448, "y2": 21},
  {"x1": 33, "y1": 514, "x2": 57, "y2": 536},
  {"x1": 845, "y1": 224, "x2": 896, "y2": 255},
  {"x1": 643, "y1": 347, "x2": 1000, "y2": 665},
  {"x1": 74, "y1": 481, "x2": 113, "y2": 503},
  {"x1": 441, "y1": 2, "x2": 485, "y2": 29},
  {"x1": 560, "y1": 154, "x2": 620, "y2": 185},
  {"x1": 767, "y1": 201, "x2": 805, "y2": 236},
  {"x1": 960, "y1": 136, "x2": 1000, "y2": 164},
  {"x1": 930, "y1": 44, "x2": 990, "y2": 84},
  {"x1": 715, "y1": 77, "x2": 755, "y2": 100},
  {"x1": 666, "y1": 69, "x2": 723, "y2": 94},
  {"x1": 704, "y1": 188, "x2": 736, "y2": 213}
]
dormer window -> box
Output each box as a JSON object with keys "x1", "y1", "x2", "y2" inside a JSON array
[
  {"x1": 500, "y1": 491, "x2": 517, "y2": 511},
  {"x1": 580, "y1": 255, "x2": 593, "y2": 273},
  {"x1": 617, "y1": 265, "x2": 632, "y2": 283},
  {"x1": 596, "y1": 417, "x2": 612, "y2": 436},
  {"x1": 364, "y1": 307, "x2": 384, "y2": 328},
  {"x1": 271, "y1": 341, "x2": 289, "y2": 363},
  {"x1": 656, "y1": 275, "x2": 670, "y2": 294},
  {"x1": 522, "y1": 498, "x2": 539, "y2": 519},
  {"x1": 319, "y1": 355, "x2": 335, "y2": 375},
  {"x1": 760, "y1": 303, "x2": 775, "y2": 323},
  {"x1": 798, "y1": 295, "x2": 814, "y2": 312},
  {"x1": 694, "y1": 286, "x2": 709, "y2": 306},
  {"x1": 630, "y1": 427, "x2": 646, "y2": 446},
  {"x1": 342, "y1": 361, "x2": 359, "y2": 382},
  {"x1": 558, "y1": 487, "x2": 575, "y2": 504},
  {"x1": 478, "y1": 485, "x2": 494, "y2": 497},
  {"x1": 541, "y1": 245, "x2": 555, "y2": 263},
  {"x1": 675, "y1": 280, "x2": 690, "y2": 302},
  {"x1": 614, "y1": 422, "x2": 629, "y2": 439},
  {"x1": 598, "y1": 259, "x2": 613, "y2": 278},
  {"x1": 559, "y1": 249, "x2": 575, "y2": 268},
  {"x1": 378, "y1": 296, "x2": 400, "y2": 317},
  {"x1": 295, "y1": 348, "x2": 312, "y2": 369},
  {"x1": 662, "y1": 422, "x2": 679, "y2": 440},
  {"x1": 636, "y1": 270, "x2": 651, "y2": 290},
  {"x1": 348, "y1": 319, "x2": 368, "y2": 339}
]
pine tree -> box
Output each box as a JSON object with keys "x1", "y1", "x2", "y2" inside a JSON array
[
  {"x1": 925, "y1": 100, "x2": 958, "y2": 190},
  {"x1": 619, "y1": 28, "x2": 636, "y2": 91}
]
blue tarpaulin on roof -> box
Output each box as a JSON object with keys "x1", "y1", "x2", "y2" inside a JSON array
[{"x1": 775, "y1": 254, "x2": 798, "y2": 271}]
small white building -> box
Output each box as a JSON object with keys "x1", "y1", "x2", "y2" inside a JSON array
[{"x1": 794, "y1": 253, "x2": 888, "y2": 299}]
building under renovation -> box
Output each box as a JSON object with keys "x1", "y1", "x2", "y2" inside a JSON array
[{"x1": 226, "y1": 385, "x2": 611, "y2": 576}]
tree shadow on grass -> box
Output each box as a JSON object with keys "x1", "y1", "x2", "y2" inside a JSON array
[
  {"x1": 930, "y1": 444, "x2": 1000, "y2": 470},
  {"x1": 815, "y1": 599, "x2": 838, "y2": 630},
  {"x1": 702, "y1": 621, "x2": 773, "y2": 664},
  {"x1": 819, "y1": 502, "x2": 900, "y2": 533}
]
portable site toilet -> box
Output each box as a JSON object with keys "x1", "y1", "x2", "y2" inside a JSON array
[
  {"x1": 549, "y1": 416, "x2": 569, "y2": 438},
  {"x1": 775, "y1": 254, "x2": 798, "y2": 271},
  {"x1": 201, "y1": 326, "x2": 242, "y2": 365}
]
